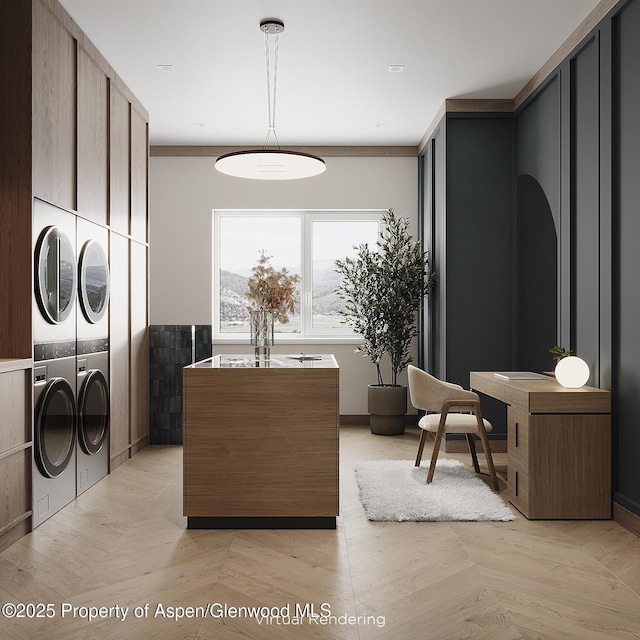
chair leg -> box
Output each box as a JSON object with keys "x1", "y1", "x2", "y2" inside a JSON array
[
  {"x1": 466, "y1": 433, "x2": 480, "y2": 473},
  {"x1": 426, "y1": 423, "x2": 445, "y2": 484},
  {"x1": 415, "y1": 430, "x2": 428, "y2": 466},
  {"x1": 476, "y1": 427, "x2": 499, "y2": 491}
]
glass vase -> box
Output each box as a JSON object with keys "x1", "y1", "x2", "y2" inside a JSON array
[{"x1": 250, "y1": 309, "x2": 274, "y2": 361}]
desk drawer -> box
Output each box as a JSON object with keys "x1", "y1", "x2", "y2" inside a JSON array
[
  {"x1": 507, "y1": 406, "x2": 530, "y2": 466},
  {"x1": 507, "y1": 456, "x2": 530, "y2": 518}
]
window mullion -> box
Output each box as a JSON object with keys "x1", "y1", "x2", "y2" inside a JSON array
[{"x1": 302, "y1": 212, "x2": 312, "y2": 336}]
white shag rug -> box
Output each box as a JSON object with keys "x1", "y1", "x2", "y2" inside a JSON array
[{"x1": 354, "y1": 458, "x2": 515, "y2": 522}]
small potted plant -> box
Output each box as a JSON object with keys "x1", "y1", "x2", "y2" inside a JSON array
[
  {"x1": 335, "y1": 209, "x2": 434, "y2": 434},
  {"x1": 246, "y1": 251, "x2": 300, "y2": 359}
]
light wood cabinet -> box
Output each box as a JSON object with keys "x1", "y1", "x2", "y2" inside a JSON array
[
  {"x1": 109, "y1": 233, "x2": 131, "y2": 470},
  {"x1": 130, "y1": 108, "x2": 148, "y2": 242},
  {"x1": 77, "y1": 46, "x2": 108, "y2": 224},
  {"x1": 0, "y1": 361, "x2": 32, "y2": 553},
  {"x1": 109, "y1": 86, "x2": 131, "y2": 234},
  {"x1": 507, "y1": 407, "x2": 611, "y2": 519},
  {"x1": 32, "y1": 0, "x2": 76, "y2": 211},
  {"x1": 1, "y1": 0, "x2": 150, "y2": 550},
  {"x1": 130, "y1": 241, "x2": 149, "y2": 452}
]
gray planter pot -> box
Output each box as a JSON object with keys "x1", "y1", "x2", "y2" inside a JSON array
[{"x1": 368, "y1": 384, "x2": 407, "y2": 435}]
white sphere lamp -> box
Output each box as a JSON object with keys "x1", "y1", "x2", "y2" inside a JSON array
[{"x1": 555, "y1": 356, "x2": 590, "y2": 388}]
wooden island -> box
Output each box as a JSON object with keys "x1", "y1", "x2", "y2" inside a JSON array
[{"x1": 183, "y1": 354, "x2": 339, "y2": 528}]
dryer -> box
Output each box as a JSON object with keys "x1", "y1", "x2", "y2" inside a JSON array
[
  {"x1": 76, "y1": 218, "x2": 109, "y2": 340},
  {"x1": 76, "y1": 218, "x2": 110, "y2": 494},
  {"x1": 33, "y1": 198, "x2": 77, "y2": 354},
  {"x1": 32, "y1": 355, "x2": 77, "y2": 528}
]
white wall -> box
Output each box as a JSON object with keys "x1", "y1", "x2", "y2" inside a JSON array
[{"x1": 149, "y1": 154, "x2": 418, "y2": 415}]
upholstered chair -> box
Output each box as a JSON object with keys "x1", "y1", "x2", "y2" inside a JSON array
[{"x1": 407, "y1": 365, "x2": 499, "y2": 490}]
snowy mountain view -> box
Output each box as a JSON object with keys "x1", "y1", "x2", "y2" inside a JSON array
[{"x1": 219, "y1": 262, "x2": 347, "y2": 333}]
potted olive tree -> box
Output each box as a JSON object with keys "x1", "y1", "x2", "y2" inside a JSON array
[{"x1": 335, "y1": 209, "x2": 434, "y2": 435}]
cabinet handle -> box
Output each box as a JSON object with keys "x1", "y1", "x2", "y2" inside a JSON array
[
  {"x1": 515, "y1": 422, "x2": 519, "y2": 447},
  {"x1": 515, "y1": 470, "x2": 519, "y2": 496}
]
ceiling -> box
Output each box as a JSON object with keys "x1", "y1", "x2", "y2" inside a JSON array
[{"x1": 58, "y1": 0, "x2": 601, "y2": 147}]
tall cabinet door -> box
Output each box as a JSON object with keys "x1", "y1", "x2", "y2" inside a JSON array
[
  {"x1": 77, "y1": 47, "x2": 108, "y2": 224},
  {"x1": 110, "y1": 86, "x2": 131, "y2": 235},
  {"x1": 109, "y1": 232, "x2": 130, "y2": 470},
  {"x1": 32, "y1": 0, "x2": 76, "y2": 211},
  {"x1": 130, "y1": 109, "x2": 148, "y2": 242},
  {"x1": 130, "y1": 241, "x2": 148, "y2": 452}
]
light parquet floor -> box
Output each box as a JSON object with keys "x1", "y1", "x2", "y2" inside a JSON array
[{"x1": 2, "y1": 426, "x2": 640, "y2": 639}]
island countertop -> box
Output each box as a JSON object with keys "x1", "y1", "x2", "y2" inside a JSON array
[
  {"x1": 183, "y1": 354, "x2": 340, "y2": 529},
  {"x1": 187, "y1": 353, "x2": 339, "y2": 369}
]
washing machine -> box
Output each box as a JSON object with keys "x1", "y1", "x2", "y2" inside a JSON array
[
  {"x1": 32, "y1": 355, "x2": 77, "y2": 528},
  {"x1": 76, "y1": 217, "x2": 110, "y2": 494},
  {"x1": 76, "y1": 347, "x2": 109, "y2": 494}
]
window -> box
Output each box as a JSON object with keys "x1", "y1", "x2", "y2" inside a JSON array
[{"x1": 213, "y1": 210, "x2": 383, "y2": 341}]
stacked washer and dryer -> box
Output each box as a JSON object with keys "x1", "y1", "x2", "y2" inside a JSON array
[
  {"x1": 32, "y1": 199, "x2": 111, "y2": 528},
  {"x1": 75, "y1": 217, "x2": 110, "y2": 497}
]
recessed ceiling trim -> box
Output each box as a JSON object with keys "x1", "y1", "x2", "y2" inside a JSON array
[
  {"x1": 417, "y1": 99, "x2": 514, "y2": 155},
  {"x1": 513, "y1": 0, "x2": 619, "y2": 109},
  {"x1": 151, "y1": 145, "x2": 419, "y2": 158}
]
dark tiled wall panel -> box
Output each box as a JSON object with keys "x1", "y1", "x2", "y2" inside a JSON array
[{"x1": 149, "y1": 325, "x2": 212, "y2": 444}]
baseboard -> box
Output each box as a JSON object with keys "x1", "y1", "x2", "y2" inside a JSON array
[
  {"x1": 444, "y1": 438, "x2": 507, "y2": 454},
  {"x1": 187, "y1": 516, "x2": 336, "y2": 530},
  {"x1": 613, "y1": 502, "x2": 640, "y2": 538},
  {"x1": 340, "y1": 415, "x2": 369, "y2": 425},
  {"x1": 0, "y1": 517, "x2": 30, "y2": 554},
  {"x1": 131, "y1": 436, "x2": 148, "y2": 455},
  {"x1": 340, "y1": 415, "x2": 419, "y2": 426},
  {"x1": 110, "y1": 448, "x2": 130, "y2": 471}
]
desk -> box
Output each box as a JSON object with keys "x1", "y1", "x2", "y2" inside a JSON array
[
  {"x1": 470, "y1": 372, "x2": 611, "y2": 520},
  {"x1": 183, "y1": 355, "x2": 339, "y2": 529}
]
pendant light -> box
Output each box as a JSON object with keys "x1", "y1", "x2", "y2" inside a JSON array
[{"x1": 215, "y1": 19, "x2": 326, "y2": 180}]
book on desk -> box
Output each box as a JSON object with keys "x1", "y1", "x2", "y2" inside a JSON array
[{"x1": 493, "y1": 371, "x2": 549, "y2": 380}]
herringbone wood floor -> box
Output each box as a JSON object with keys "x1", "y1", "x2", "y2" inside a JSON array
[{"x1": 2, "y1": 426, "x2": 640, "y2": 639}]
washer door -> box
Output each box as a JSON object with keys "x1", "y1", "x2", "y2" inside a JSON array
[
  {"x1": 78, "y1": 239, "x2": 109, "y2": 324},
  {"x1": 35, "y1": 377, "x2": 77, "y2": 478},
  {"x1": 35, "y1": 225, "x2": 76, "y2": 324},
  {"x1": 78, "y1": 369, "x2": 109, "y2": 455}
]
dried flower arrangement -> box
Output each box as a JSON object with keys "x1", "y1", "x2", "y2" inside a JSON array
[{"x1": 246, "y1": 251, "x2": 300, "y2": 323}]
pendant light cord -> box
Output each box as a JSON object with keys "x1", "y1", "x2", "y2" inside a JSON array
[{"x1": 263, "y1": 28, "x2": 281, "y2": 149}]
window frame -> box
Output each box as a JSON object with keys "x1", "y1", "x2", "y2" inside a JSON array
[{"x1": 213, "y1": 209, "x2": 384, "y2": 344}]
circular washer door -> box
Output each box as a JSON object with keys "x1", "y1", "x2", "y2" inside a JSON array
[
  {"x1": 35, "y1": 225, "x2": 76, "y2": 324},
  {"x1": 78, "y1": 239, "x2": 110, "y2": 324},
  {"x1": 78, "y1": 369, "x2": 109, "y2": 455},
  {"x1": 35, "y1": 377, "x2": 77, "y2": 478}
]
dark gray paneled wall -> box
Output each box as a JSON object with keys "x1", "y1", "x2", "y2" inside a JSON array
[
  {"x1": 420, "y1": 0, "x2": 640, "y2": 517},
  {"x1": 446, "y1": 117, "x2": 514, "y2": 390},
  {"x1": 572, "y1": 36, "x2": 601, "y2": 387},
  {"x1": 432, "y1": 124, "x2": 445, "y2": 378},
  {"x1": 517, "y1": 77, "x2": 561, "y2": 231},
  {"x1": 613, "y1": 0, "x2": 640, "y2": 514},
  {"x1": 515, "y1": 174, "x2": 557, "y2": 374},
  {"x1": 513, "y1": 0, "x2": 640, "y2": 516},
  {"x1": 516, "y1": 78, "x2": 560, "y2": 373},
  {"x1": 422, "y1": 115, "x2": 514, "y2": 438}
]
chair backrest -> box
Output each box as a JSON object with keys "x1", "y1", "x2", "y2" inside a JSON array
[{"x1": 407, "y1": 365, "x2": 478, "y2": 412}]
